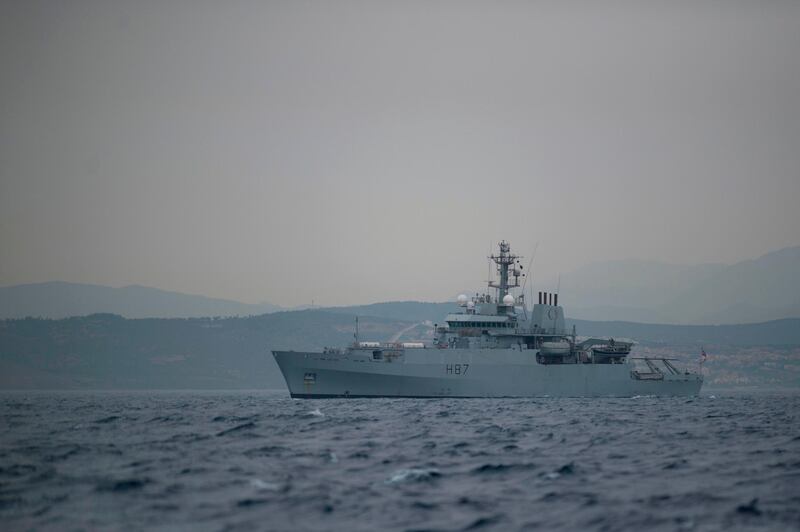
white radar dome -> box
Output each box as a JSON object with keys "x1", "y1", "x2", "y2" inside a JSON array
[
  {"x1": 502, "y1": 294, "x2": 515, "y2": 306},
  {"x1": 466, "y1": 301, "x2": 475, "y2": 309},
  {"x1": 457, "y1": 294, "x2": 468, "y2": 305}
]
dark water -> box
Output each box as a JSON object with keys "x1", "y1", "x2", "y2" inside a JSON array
[{"x1": 1, "y1": 391, "x2": 798, "y2": 531}]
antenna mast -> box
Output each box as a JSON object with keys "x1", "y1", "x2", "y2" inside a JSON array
[
  {"x1": 487, "y1": 241, "x2": 493, "y2": 286},
  {"x1": 488, "y1": 240, "x2": 523, "y2": 304},
  {"x1": 520, "y1": 242, "x2": 538, "y2": 317},
  {"x1": 520, "y1": 242, "x2": 539, "y2": 295}
]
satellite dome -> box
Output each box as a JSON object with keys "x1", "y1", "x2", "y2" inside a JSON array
[
  {"x1": 466, "y1": 301, "x2": 475, "y2": 309},
  {"x1": 502, "y1": 294, "x2": 515, "y2": 306},
  {"x1": 457, "y1": 294, "x2": 468, "y2": 305}
]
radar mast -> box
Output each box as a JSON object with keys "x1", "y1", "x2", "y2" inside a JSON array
[{"x1": 489, "y1": 240, "x2": 523, "y2": 303}]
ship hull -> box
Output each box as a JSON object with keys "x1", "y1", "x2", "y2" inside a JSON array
[{"x1": 272, "y1": 349, "x2": 703, "y2": 398}]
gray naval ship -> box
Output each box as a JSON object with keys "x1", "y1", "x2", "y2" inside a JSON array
[{"x1": 273, "y1": 241, "x2": 703, "y2": 398}]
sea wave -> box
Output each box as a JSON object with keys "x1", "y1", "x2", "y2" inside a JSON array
[{"x1": 1, "y1": 391, "x2": 798, "y2": 531}]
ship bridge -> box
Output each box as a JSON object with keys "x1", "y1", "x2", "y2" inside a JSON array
[{"x1": 445, "y1": 314, "x2": 516, "y2": 330}]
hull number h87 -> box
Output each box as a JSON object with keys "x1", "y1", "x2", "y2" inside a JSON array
[{"x1": 446, "y1": 364, "x2": 469, "y2": 375}]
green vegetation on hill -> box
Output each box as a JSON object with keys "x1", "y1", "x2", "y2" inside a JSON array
[
  {"x1": 0, "y1": 311, "x2": 407, "y2": 390},
  {"x1": 1, "y1": 309, "x2": 798, "y2": 390},
  {"x1": 569, "y1": 318, "x2": 800, "y2": 346},
  {"x1": 324, "y1": 301, "x2": 453, "y2": 324}
]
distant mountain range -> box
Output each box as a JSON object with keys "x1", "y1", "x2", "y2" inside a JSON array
[
  {"x1": 550, "y1": 246, "x2": 800, "y2": 324},
  {"x1": 3, "y1": 246, "x2": 797, "y2": 391},
  {"x1": 1, "y1": 245, "x2": 798, "y2": 324},
  {"x1": 0, "y1": 282, "x2": 283, "y2": 319}
]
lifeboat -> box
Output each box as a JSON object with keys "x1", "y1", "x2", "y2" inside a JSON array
[{"x1": 539, "y1": 341, "x2": 571, "y2": 356}]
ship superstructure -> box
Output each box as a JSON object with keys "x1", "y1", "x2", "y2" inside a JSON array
[{"x1": 273, "y1": 241, "x2": 703, "y2": 398}]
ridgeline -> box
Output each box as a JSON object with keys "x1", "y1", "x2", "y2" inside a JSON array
[{"x1": 1, "y1": 306, "x2": 798, "y2": 390}]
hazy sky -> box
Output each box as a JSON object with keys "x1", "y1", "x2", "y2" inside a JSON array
[{"x1": 1, "y1": 0, "x2": 799, "y2": 306}]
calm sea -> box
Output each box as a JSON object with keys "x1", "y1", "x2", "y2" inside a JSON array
[{"x1": 1, "y1": 390, "x2": 798, "y2": 531}]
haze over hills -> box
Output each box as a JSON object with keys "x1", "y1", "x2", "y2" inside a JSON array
[
  {"x1": 324, "y1": 302, "x2": 453, "y2": 325},
  {"x1": 3, "y1": 256, "x2": 797, "y2": 390},
  {"x1": 0, "y1": 311, "x2": 410, "y2": 390},
  {"x1": 1, "y1": 246, "x2": 798, "y2": 324},
  {"x1": 1, "y1": 311, "x2": 798, "y2": 390},
  {"x1": 0, "y1": 282, "x2": 283, "y2": 319},
  {"x1": 549, "y1": 246, "x2": 800, "y2": 324}
]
